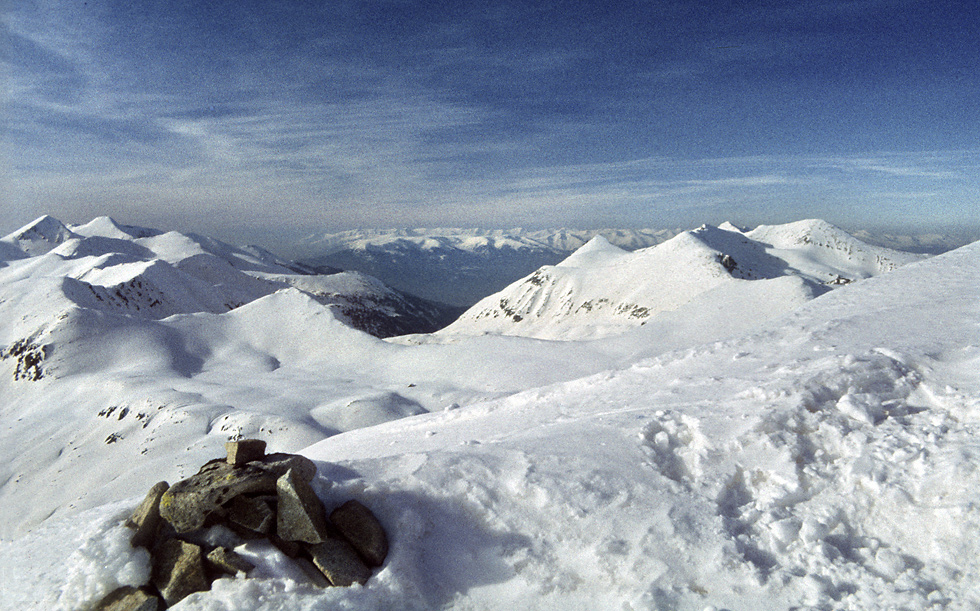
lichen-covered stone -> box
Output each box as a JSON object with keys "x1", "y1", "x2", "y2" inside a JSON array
[
  {"x1": 151, "y1": 539, "x2": 209, "y2": 606},
  {"x1": 276, "y1": 468, "x2": 328, "y2": 544},
  {"x1": 308, "y1": 535, "x2": 372, "y2": 586},
  {"x1": 329, "y1": 499, "x2": 389, "y2": 567},
  {"x1": 225, "y1": 439, "x2": 266, "y2": 465},
  {"x1": 206, "y1": 546, "x2": 255, "y2": 575},
  {"x1": 159, "y1": 461, "x2": 279, "y2": 533},
  {"x1": 126, "y1": 481, "x2": 169, "y2": 549},
  {"x1": 94, "y1": 586, "x2": 161, "y2": 611}
]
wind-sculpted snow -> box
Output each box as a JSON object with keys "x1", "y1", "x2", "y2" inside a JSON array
[{"x1": 1, "y1": 217, "x2": 977, "y2": 610}]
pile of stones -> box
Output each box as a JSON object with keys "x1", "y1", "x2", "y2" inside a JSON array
[{"x1": 95, "y1": 440, "x2": 388, "y2": 610}]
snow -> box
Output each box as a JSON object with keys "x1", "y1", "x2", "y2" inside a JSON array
[
  {"x1": 1, "y1": 217, "x2": 978, "y2": 610},
  {"x1": 440, "y1": 221, "x2": 920, "y2": 341}
]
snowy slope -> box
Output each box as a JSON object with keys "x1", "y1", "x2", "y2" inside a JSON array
[
  {"x1": 297, "y1": 227, "x2": 682, "y2": 306},
  {"x1": 3, "y1": 237, "x2": 978, "y2": 610},
  {"x1": 442, "y1": 220, "x2": 924, "y2": 340}
]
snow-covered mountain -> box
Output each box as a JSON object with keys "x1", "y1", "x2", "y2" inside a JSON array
[
  {"x1": 296, "y1": 227, "x2": 682, "y2": 306},
  {"x1": 441, "y1": 220, "x2": 925, "y2": 340},
  {"x1": 3, "y1": 227, "x2": 979, "y2": 610},
  {"x1": 0, "y1": 216, "x2": 457, "y2": 339}
]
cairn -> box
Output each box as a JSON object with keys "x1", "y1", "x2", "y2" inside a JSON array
[{"x1": 95, "y1": 440, "x2": 388, "y2": 610}]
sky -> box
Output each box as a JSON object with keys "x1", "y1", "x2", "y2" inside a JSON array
[{"x1": 2, "y1": 0, "x2": 979, "y2": 250}]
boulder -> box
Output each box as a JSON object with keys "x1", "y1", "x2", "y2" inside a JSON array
[
  {"x1": 329, "y1": 500, "x2": 389, "y2": 567},
  {"x1": 94, "y1": 586, "x2": 161, "y2": 611},
  {"x1": 151, "y1": 539, "x2": 209, "y2": 606},
  {"x1": 225, "y1": 439, "x2": 267, "y2": 465},
  {"x1": 206, "y1": 546, "x2": 255, "y2": 575},
  {"x1": 126, "y1": 481, "x2": 169, "y2": 549},
  {"x1": 159, "y1": 455, "x2": 314, "y2": 533},
  {"x1": 262, "y1": 453, "x2": 317, "y2": 482},
  {"x1": 276, "y1": 468, "x2": 329, "y2": 544},
  {"x1": 308, "y1": 535, "x2": 372, "y2": 586},
  {"x1": 226, "y1": 495, "x2": 276, "y2": 534}
]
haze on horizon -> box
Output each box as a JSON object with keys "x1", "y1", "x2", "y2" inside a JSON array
[{"x1": 3, "y1": 0, "x2": 978, "y2": 251}]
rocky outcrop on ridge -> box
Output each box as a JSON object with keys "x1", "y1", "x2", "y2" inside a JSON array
[{"x1": 96, "y1": 440, "x2": 388, "y2": 609}]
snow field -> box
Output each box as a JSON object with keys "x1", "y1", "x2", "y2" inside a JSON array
[{"x1": 0, "y1": 218, "x2": 977, "y2": 609}]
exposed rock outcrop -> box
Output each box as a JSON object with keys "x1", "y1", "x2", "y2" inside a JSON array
[{"x1": 97, "y1": 440, "x2": 389, "y2": 609}]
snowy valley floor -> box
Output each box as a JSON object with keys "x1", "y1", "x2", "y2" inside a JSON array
[{"x1": 2, "y1": 243, "x2": 980, "y2": 610}]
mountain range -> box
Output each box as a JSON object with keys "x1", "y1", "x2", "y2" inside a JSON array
[
  {"x1": 0, "y1": 216, "x2": 458, "y2": 339},
  {"x1": 439, "y1": 220, "x2": 924, "y2": 340},
  {"x1": 2, "y1": 215, "x2": 978, "y2": 610},
  {"x1": 296, "y1": 227, "x2": 683, "y2": 306}
]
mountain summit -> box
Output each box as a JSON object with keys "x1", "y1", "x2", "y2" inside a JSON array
[{"x1": 440, "y1": 220, "x2": 924, "y2": 340}]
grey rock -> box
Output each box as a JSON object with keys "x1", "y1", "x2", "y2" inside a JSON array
[
  {"x1": 159, "y1": 453, "x2": 318, "y2": 534},
  {"x1": 94, "y1": 586, "x2": 161, "y2": 611},
  {"x1": 126, "y1": 481, "x2": 169, "y2": 549},
  {"x1": 329, "y1": 500, "x2": 389, "y2": 567},
  {"x1": 293, "y1": 557, "x2": 332, "y2": 588},
  {"x1": 276, "y1": 468, "x2": 328, "y2": 544},
  {"x1": 226, "y1": 495, "x2": 276, "y2": 534},
  {"x1": 206, "y1": 546, "x2": 255, "y2": 575},
  {"x1": 225, "y1": 439, "x2": 266, "y2": 465},
  {"x1": 268, "y1": 533, "x2": 303, "y2": 558},
  {"x1": 308, "y1": 535, "x2": 372, "y2": 586},
  {"x1": 151, "y1": 539, "x2": 210, "y2": 606},
  {"x1": 260, "y1": 453, "x2": 317, "y2": 482},
  {"x1": 160, "y1": 461, "x2": 280, "y2": 533}
]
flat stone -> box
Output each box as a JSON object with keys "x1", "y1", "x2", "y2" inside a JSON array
[
  {"x1": 151, "y1": 539, "x2": 210, "y2": 606},
  {"x1": 206, "y1": 546, "x2": 255, "y2": 575},
  {"x1": 226, "y1": 495, "x2": 276, "y2": 534},
  {"x1": 126, "y1": 481, "x2": 169, "y2": 549},
  {"x1": 94, "y1": 586, "x2": 161, "y2": 611},
  {"x1": 276, "y1": 468, "x2": 328, "y2": 544},
  {"x1": 308, "y1": 535, "x2": 372, "y2": 586},
  {"x1": 329, "y1": 499, "x2": 388, "y2": 567},
  {"x1": 260, "y1": 453, "x2": 317, "y2": 482},
  {"x1": 225, "y1": 439, "x2": 266, "y2": 465},
  {"x1": 159, "y1": 461, "x2": 280, "y2": 533}
]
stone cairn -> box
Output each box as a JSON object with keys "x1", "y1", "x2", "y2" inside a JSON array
[{"x1": 95, "y1": 439, "x2": 389, "y2": 611}]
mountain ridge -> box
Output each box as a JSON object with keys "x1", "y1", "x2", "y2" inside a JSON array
[{"x1": 439, "y1": 219, "x2": 925, "y2": 340}]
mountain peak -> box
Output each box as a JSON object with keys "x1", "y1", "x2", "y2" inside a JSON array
[
  {"x1": 557, "y1": 235, "x2": 627, "y2": 268},
  {"x1": 71, "y1": 216, "x2": 161, "y2": 240},
  {"x1": 2, "y1": 215, "x2": 78, "y2": 256}
]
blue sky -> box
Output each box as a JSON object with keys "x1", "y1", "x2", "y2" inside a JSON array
[{"x1": 3, "y1": 0, "x2": 978, "y2": 248}]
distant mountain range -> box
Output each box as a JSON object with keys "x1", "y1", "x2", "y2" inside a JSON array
[
  {"x1": 438, "y1": 220, "x2": 925, "y2": 340},
  {"x1": 295, "y1": 228, "x2": 683, "y2": 306},
  {"x1": 0, "y1": 216, "x2": 458, "y2": 339}
]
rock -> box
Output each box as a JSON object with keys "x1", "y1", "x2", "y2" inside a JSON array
[
  {"x1": 226, "y1": 495, "x2": 276, "y2": 534},
  {"x1": 94, "y1": 586, "x2": 161, "y2": 611},
  {"x1": 293, "y1": 557, "x2": 332, "y2": 587},
  {"x1": 206, "y1": 546, "x2": 255, "y2": 575},
  {"x1": 159, "y1": 453, "x2": 319, "y2": 534},
  {"x1": 159, "y1": 461, "x2": 279, "y2": 533},
  {"x1": 225, "y1": 439, "x2": 266, "y2": 465},
  {"x1": 329, "y1": 500, "x2": 389, "y2": 567},
  {"x1": 308, "y1": 535, "x2": 372, "y2": 586},
  {"x1": 268, "y1": 533, "x2": 303, "y2": 558},
  {"x1": 276, "y1": 468, "x2": 328, "y2": 544},
  {"x1": 261, "y1": 453, "x2": 318, "y2": 482},
  {"x1": 151, "y1": 539, "x2": 210, "y2": 606},
  {"x1": 126, "y1": 481, "x2": 169, "y2": 549}
]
